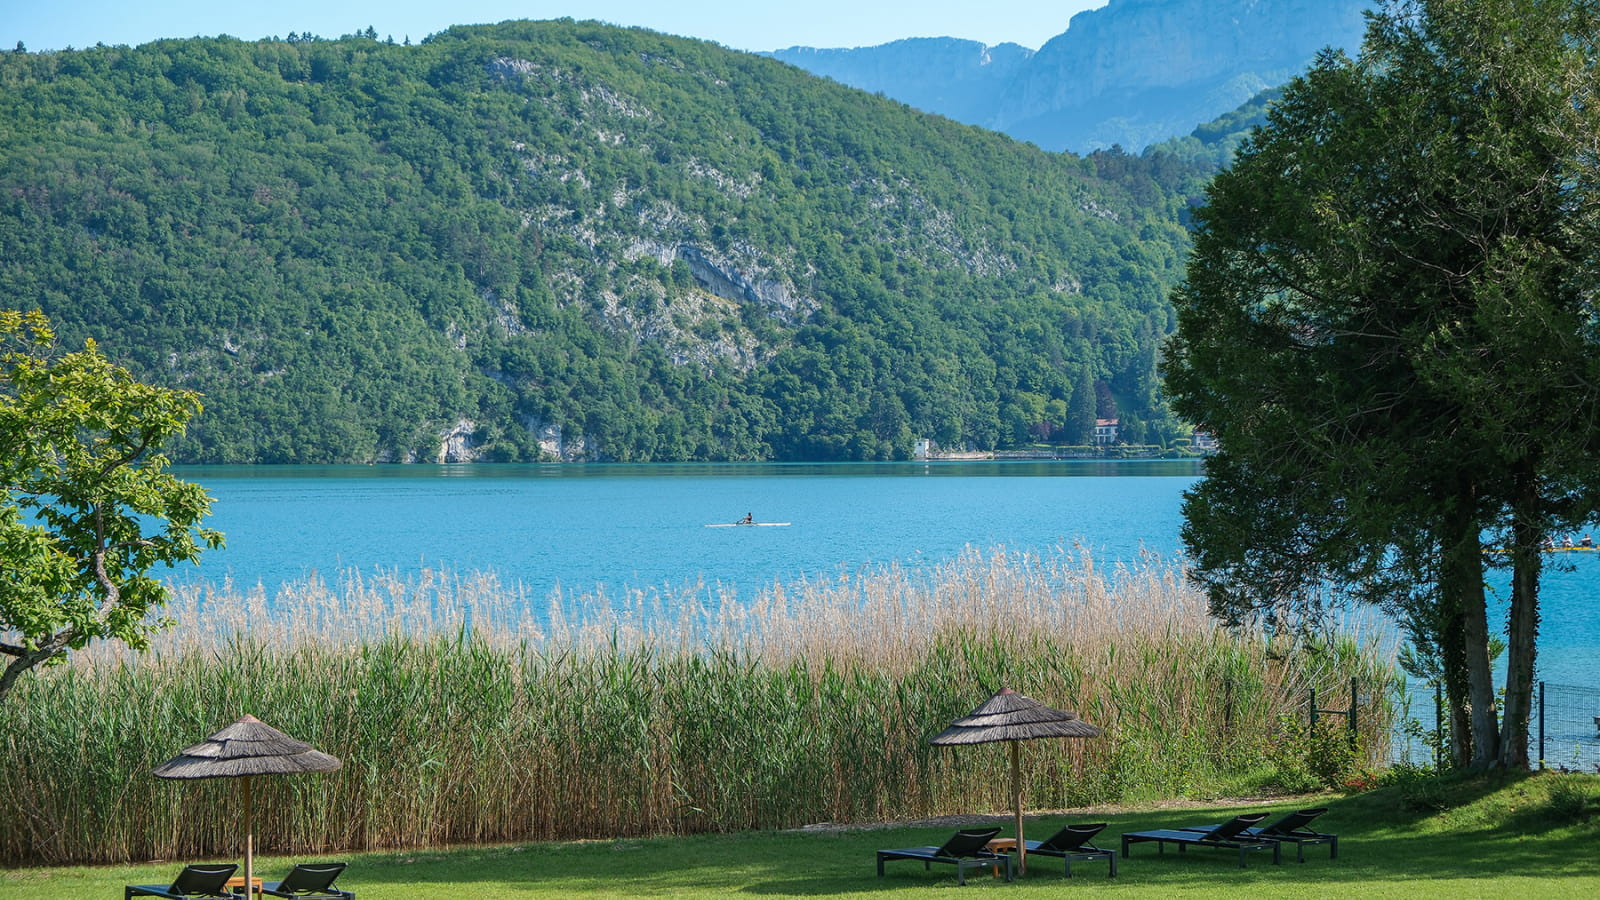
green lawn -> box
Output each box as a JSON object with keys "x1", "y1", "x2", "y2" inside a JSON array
[{"x1": 7, "y1": 772, "x2": 1598, "y2": 898}]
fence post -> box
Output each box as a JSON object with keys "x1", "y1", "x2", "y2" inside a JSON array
[
  {"x1": 1538, "y1": 680, "x2": 1546, "y2": 771},
  {"x1": 1349, "y1": 677, "x2": 1359, "y2": 750},
  {"x1": 1310, "y1": 687, "x2": 1318, "y2": 731}
]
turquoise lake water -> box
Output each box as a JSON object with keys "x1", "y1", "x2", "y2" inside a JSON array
[
  {"x1": 170, "y1": 459, "x2": 1197, "y2": 595},
  {"x1": 167, "y1": 460, "x2": 1599, "y2": 688}
]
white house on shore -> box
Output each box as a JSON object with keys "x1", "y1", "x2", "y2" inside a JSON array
[{"x1": 1093, "y1": 418, "x2": 1119, "y2": 445}]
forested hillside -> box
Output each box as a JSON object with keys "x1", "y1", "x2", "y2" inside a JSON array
[
  {"x1": 0, "y1": 21, "x2": 1209, "y2": 463},
  {"x1": 1144, "y1": 86, "x2": 1283, "y2": 170}
]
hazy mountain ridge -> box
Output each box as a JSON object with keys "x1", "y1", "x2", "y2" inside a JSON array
[
  {"x1": 770, "y1": 0, "x2": 1372, "y2": 152},
  {"x1": 769, "y1": 39, "x2": 1032, "y2": 131}
]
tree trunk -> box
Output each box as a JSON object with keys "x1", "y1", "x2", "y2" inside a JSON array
[
  {"x1": 1442, "y1": 495, "x2": 1499, "y2": 768},
  {"x1": 1436, "y1": 602, "x2": 1473, "y2": 769},
  {"x1": 1499, "y1": 464, "x2": 1542, "y2": 769},
  {"x1": 0, "y1": 631, "x2": 74, "y2": 704}
]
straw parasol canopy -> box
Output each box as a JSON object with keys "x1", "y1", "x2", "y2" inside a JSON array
[
  {"x1": 930, "y1": 688, "x2": 1101, "y2": 873},
  {"x1": 154, "y1": 715, "x2": 341, "y2": 894}
]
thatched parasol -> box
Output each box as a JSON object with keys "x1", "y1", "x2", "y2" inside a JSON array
[
  {"x1": 930, "y1": 688, "x2": 1101, "y2": 873},
  {"x1": 154, "y1": 715, "x2": 341, "y2": 895}
]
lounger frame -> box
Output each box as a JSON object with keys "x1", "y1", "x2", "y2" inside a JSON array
[
  {"x1": 125, "y1": 864, "x2": 239, "y2": 899},
  {"x1": 1020, "y1": 823, "x2": 1117, "y2": 877},
  {"x1": 260, "y1": 862, "x2": 355, "y2": 899},
  {"x1": 1178, "y1": 808, "x2": 1338, "y2": 863},
  {"x1": 1120, "y1": 814, "x2": 1281, "y2": 868},
  {"x1": 877, "y1": 828, "x2": 1014, "y2": 885}
]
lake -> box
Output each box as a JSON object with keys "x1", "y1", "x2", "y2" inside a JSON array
[
  {"x1": 166, "y1": 460, "x2": 1599, "y2": 687},
  {"x1": 170, "y1": 459, "x2": 1196, "y2": 595}
]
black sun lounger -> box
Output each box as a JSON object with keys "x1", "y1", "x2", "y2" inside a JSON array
[
  {"x1": 1019, "y1": 822, "x2": 1117, "y2": 877},
  {"x1": 1120, "y1": 813, "x2": 1281, "y2": 868},
  {"x1": 877, "y1": 827, "x2": 1012, "y2": 885},
  {"x1": 260, "y1": 862, "x2": 354, "y2": 899},
  {"x1": 1178, "y1": 807, "x2": 1338, "y2": 862},
  {"x1": 125, "y1": 864, "x2": 239, "y2": 899}
]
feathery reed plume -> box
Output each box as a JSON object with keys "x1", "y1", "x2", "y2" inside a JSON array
[{"x1": 0, "y1": 546, "x2": 1394, "y2": 865}]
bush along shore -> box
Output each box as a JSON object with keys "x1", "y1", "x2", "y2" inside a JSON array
[{"x1": 0, "y1": 548, "x2": 1394, "y2": 865}]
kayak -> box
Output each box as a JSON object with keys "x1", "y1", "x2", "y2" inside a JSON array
[{"x1": 705, "y1": 522, "x2": 791, "y2": 527}]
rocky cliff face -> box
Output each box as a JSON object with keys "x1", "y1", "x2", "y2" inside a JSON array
[
  {"x1": 997, "y1": 0, "x2": 1370, "y2": 150},
  {"x1": 769, "y1": 0, "x2": 1372, "y2": 152}
]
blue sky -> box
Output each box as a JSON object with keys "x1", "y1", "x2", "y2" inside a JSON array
[{"x1": 4, "y1": 1, "x2": 1109, "y2": 55}]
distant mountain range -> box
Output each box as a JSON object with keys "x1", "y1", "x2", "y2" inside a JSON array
[{"x1": 769, "y1": 0, "x2": 1373, "y2": 153}]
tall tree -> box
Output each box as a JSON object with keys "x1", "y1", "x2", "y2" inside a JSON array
[
  {"x1": 1163, "y1": 0, "x2": 1600, "y2": 768},
  {"x1": 0, "y1": 310, "x2": 223, "y2": 703}
]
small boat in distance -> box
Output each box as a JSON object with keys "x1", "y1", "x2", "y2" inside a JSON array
[
  {"x1": 705, "y1": 519, "x2": 791, "y2": 527},
  {"x1": 706, "y1": 512, "x2": 789, "y2": 527}
]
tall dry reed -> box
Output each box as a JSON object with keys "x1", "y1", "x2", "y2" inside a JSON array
[{"x1": 0, "y1": 547, "x2": 1395, "y2": 865}]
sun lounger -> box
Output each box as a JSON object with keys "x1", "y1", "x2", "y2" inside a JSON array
[
  {"x1": 1018, "y1": 822, "x2": 1116, "y2": 876},
  {"x1": 1120, "y1": 813, "x2": 1281, "y2": 867},
  {"x1": 125, "y1": 864, "x2": 239, "y2": 899},
  {"x1": 877, "y1": 827, "x2": 1013, "y2": 885},
  {"x1": 1178, "y1": 807, "x2": 1337, "y2": 862},
  {"x1": 259, "y1": 862, "x2": 354, "y2": 899}
]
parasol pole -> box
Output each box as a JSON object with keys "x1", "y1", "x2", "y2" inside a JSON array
[
  {"x1": 243, "y1": 774, "x2": 254, "y2": 898},
  {"x1": 1011, "y1": 739, "x2": 1026, "y2": 874}
]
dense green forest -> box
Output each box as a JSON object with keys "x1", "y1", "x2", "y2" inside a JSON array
[{"x1": 0, "y1": 21, "x2": 1214, "y2": 463}]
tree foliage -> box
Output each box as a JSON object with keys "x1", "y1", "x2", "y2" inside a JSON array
[
  {"x1": 0, "y1": 310, "x2": 222, "y2": 702},
  {"x1": 1163, "y1": 0, "x2": 1600, "y2": 769},
  {"x1": 0, "y1": 21, "x2": 1211, "y2": 463}
]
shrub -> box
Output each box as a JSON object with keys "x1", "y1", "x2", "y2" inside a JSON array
[
  {"x1": 1545, "y1": 773, "x2": 1593, "y2": 823},
  {"x1": 1382, "y1": 762, "x2": 1451, "y2": 812},
  {"x1": 1265, "y1": 715, "x2": 1369, "y2": 792}
]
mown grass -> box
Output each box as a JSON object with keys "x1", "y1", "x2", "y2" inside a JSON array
[
  {"x1": 4, "y1": 773, "x2": 1598, "y2": 898},
  {"x1": 1, "y1": 548, "x2": 1395, "y2": 866}
]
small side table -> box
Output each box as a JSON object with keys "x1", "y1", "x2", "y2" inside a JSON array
[{"x1": 984, "y1": 838, "x2": 1019, "y2": 877}]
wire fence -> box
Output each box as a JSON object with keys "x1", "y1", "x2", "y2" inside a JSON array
[
  {"x1": 1389, "y1": 678, "x2": 1445, "y2": 769},
  {"x1": 1387, "y1": 679, "x2": 1600, "y2": 770},
  {"x1": 1537, "y1": 681, "x2": 1600, "y2": 771}
]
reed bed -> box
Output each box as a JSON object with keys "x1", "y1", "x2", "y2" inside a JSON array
[{"x1": 0, "y1": 547, "x2": 1395, "y2": 866}]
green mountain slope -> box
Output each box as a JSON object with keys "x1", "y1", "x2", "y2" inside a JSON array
[
  {"x1": 1144, "y1": 86, "x2": 1284, "y2": 171},
  {"x1": 0, "y1": 21, "x2": 1207, "y2": 463}
]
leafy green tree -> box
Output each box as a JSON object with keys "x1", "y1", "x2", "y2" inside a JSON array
[
  {"x1": 1163, "y1": 0, "x2": 1600, "y2": 768},
  {"x1": 1065, "y1": 367, "x2": 1097, "y2": 445},
  {"x1": 0, "y1": 310, "x2": 223, "y2": 702}
]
